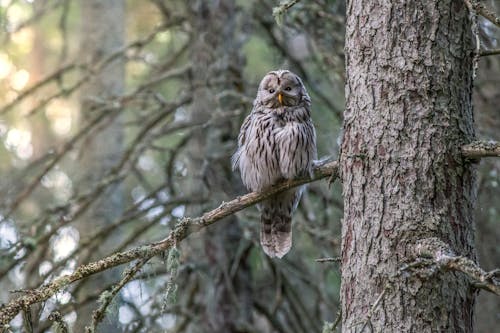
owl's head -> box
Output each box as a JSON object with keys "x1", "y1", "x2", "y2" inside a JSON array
[{"x1": 256, "y1": 70, "x2": 309, "y2": 108}]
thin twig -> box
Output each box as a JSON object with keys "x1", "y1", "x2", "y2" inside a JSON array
[
  {"x1": 86, "y1": 258, "x2": 149, "y2": 332},
  {"x1": 476, "y1": 2, "x2": 500, "y2": 27},
  {"x1": 359, "y1": 284, "x2": 390, "y2": 332},
  {"x1": 479, "y1": 48, "x2": 500, "y2": 57},
  {"x1": 315, "y1": 257, "x2": 341, "y2": 263},
  {"x1": 332, "y1": 308, "x2": 342, "y2": 331},
  {"x1": 464, "y1": 0, "x2": 500, "y2": 28},
  {"x1": 48, "y1": 311, "x2": 69, "y2": 333},
  {"x1": 0, "y1": 20, "x2": 184, "y2": 116},
  {"x1": 272, "y1": 0, "x2": 302, "y2": 26}
]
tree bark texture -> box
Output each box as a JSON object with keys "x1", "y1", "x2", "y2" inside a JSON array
[
  {"x1": 341, "y1": 1, "x2": 476, "y2": 332},
  {"x1": 75, "y1": 0, "x2": 125, "y2": 330}
]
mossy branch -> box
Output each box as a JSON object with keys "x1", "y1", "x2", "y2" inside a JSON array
[
  {"x1": 412, "y1": 238, "x2": 500, "y2": 296},
  {"x1": 461, "y1": 140, "x2": 500, "y2": 158},
  {"x1": 0, "y1": 160, "x2": 339, "y2": 326}
]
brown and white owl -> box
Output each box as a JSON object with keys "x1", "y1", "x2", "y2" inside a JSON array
[{"x1": 232, "y1": 70, "x2": 317, "y2": 258}]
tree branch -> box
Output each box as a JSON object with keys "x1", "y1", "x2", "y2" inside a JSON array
[
  {"x1": 86, "y1": 258, "x2": 149, "y2": 332},
  {"x1": 413, "y1": 238, "x2": 500, "y2": 296},
  {"x1": 461, "y1": 140, "x2": 500, "y2": 158},
  {"x1": 464, "y1": 0, "x2": 500, "y2": 28},
  {"x1": 480, "y1": 48, "x2": 500, "y2": 57},
  {"x1": 0, "y1": 160, "x2": 339, "y2": 326},
  {"x1": 476, "y1": 2, "x2": 500, "y2": 27},
  {"x1": 439, "y1": 256, "x2": 500, "y2": 295},
  {"x1": 315, "y1": 257, "x2": 341, "y2": 263},
  {"x1": 272, "y1": 0, "x2": 301, "y2": 26}
]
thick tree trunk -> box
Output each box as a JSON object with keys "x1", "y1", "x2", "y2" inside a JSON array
[
  {"x1": 75, "y1": 0, "x2": 125, "y2": 330},
  {"x1": 340, "y1": 1, "x2": 476, "y2": 332}
]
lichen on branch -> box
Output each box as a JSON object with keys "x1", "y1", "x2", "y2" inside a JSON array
[
  {"x1": 461, "y1": 140, "x2": 500, "y2": 159},
  {"x1": 0, "y1": 160, "x2": 338, "y2": 326}
]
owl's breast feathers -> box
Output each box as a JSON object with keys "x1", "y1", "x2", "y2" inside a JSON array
[{"x1": 233, "y1": 104, "x2": 316, "y2": 191}]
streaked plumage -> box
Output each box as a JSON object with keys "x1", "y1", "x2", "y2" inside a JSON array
[{"x1": 232, "y1": 70, "x2": 317, "y2": 258}]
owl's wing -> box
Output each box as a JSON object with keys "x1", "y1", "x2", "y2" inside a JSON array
[
  {"x1": 237, "y1": 113, "x2": 253, "y2": 147},
  {"x1": 231, "y1": 112, "x2": 253, "y2": 171}
]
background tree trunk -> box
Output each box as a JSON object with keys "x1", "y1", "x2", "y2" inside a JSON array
[
  {"x1": 341, "y1": 1, "x2": 476, "y2": 331},
  {"x1": 18, "y1": 2, "x2": 54, "y2": 330},
  {"x1": 75, "y1": 0, "x2": 125, "y2": 330},
  {"x1": 474, "y1": 53, "x2": 500, "y2": 333},
  {"x1": 181, "y1": 1, "x2": 252, "y2": 332}
]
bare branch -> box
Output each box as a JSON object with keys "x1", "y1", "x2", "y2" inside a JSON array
[
  {"x1": 461, "y1": 140, "x2": 500, "y2": 158},
  {"x1": 357, "y1": 284, "x2": 390, "y2": 332},
  {"x1": 332, "y1": 309, "x2": 342, "y2": 331},
  {"x1": 86, "y1": 258, "x2": 149, "y2": 332},
  {"x1": 476, "y1": 2, "x2": 500, "y2": 27},
  {"x1": 464, "y1": 0, "x2": 500, "y2": 28},
  {"x1": 0, "y1": 160, "x2": 339, "y2": 326},
  {"x1": 315, "y1": 257, "x2": 341, "y2": 263},
  {"x1": 0, "y1": 63, "x2": 79, "y2": 115},
  {"x1": 440, "y1": 256, "x2": 500, "y2": 295},
  {"x1": 479, "y1": 48, "x2": 500, "y2": 57},
  {"x1": 413, "y1": 238, "x2": 500, "y2": 296},
  {"x1": 0, "y1": 20, "x2": 185, "y2": 116},
  {"x1": 272, "y1": 0, "x2": 301, "y2": 26},
  {"x1": 6, "y1": 0, "x2": 66, "y2": 35},
  {"x1": 48, "y1": 311, "x2": 69, "y2": 333}
]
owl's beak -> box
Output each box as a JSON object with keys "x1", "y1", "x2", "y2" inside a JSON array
[{"x1": 278, "y1": 93, "x2": 283, "y2": 105}]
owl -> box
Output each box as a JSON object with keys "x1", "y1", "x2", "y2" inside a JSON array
[{"x1": 232, "y1": 70, "x2": 317, "y2": 258}]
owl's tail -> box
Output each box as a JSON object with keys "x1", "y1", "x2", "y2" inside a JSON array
[{"x1": 260, "y1": 203, "x2": 292, "y2": 259}]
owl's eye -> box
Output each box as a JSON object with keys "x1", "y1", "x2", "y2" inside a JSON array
[
  {"x1": 268, "y1": 89, "x2": 275, "y2": 94},
  {"x1": 284, "y1": 87, "x2": 292, "y2": 91}
]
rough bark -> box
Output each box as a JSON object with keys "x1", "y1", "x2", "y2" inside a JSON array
[
  {"x1": 75, "y1": 0, "x2": 125, "y2": 330},
  {"x1": 341, "y1": 1, "x2": 476, "y2": 332}
]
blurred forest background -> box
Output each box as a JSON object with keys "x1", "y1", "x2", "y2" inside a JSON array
[{"x1": 0, "y1": 0, "x2": 498, "y2": 332}]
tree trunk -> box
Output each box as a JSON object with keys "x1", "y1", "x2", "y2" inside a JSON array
[
  {"x1": 20, "y1": 2, "x2": 55, "y2": 329},
  {"x1": 181, "y1": 1, "x2": 252, "y2": 332},
  {"x1": 75, "y1": 0, "x2": 125, "y2": 330},
  {"x1": 340, "y1": 1, "x2": 476, "y2": 332}
]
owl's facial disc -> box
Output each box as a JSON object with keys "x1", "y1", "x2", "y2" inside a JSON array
[{"x1": 258, "y1": 70, "x2": 304, "y2": 108}]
